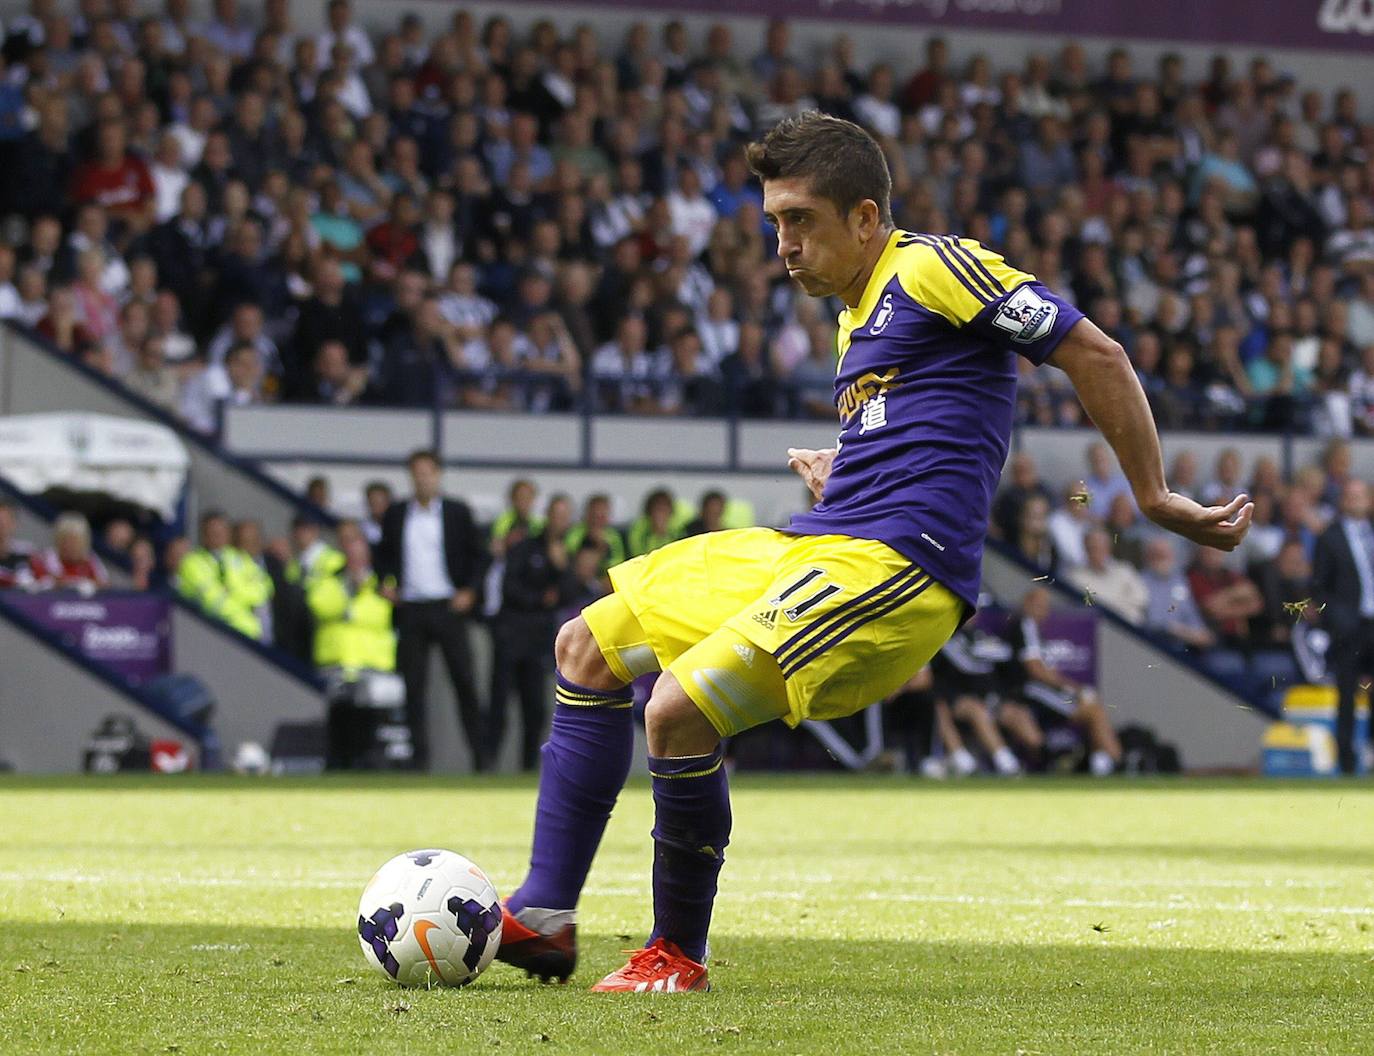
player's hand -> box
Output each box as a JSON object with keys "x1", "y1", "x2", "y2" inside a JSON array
[
  {"x1": 787, "y1": 447, "x2": 837, "y2": 502},
  {"x1": 1143, "y1": 492, "x2": 1253, "y2": 552}
]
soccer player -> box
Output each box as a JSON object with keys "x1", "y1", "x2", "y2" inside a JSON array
[{"x1": 492, "y1": 112, "x2": 1252, "y2": 992}]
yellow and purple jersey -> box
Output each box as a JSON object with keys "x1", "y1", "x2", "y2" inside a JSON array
[{"x1": 788, "y1": 230, "x2": 1084, "y2": 609}]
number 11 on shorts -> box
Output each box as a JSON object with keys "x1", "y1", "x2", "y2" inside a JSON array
[{"x1": 770, "y1": 568, "x2": 843, "y2": 623}]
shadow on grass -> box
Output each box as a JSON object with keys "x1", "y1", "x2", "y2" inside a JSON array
[{"x1": 4, "y1": 921, "x2": 1372, "y2": 1055}]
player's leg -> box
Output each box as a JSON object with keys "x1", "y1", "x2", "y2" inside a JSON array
[
  {"x1": 592, "y1": 627, "x2": 785, "y2": 993},
  {"x1": 1070, "y1": 688, "x2": 1122, "y2": 776},
  {"x1": 498, "y1": 604, "x2": 644, "y2": 979},
  {"x1": 594, "y1": 536, "x2": 962, "y2": 993},
  {"x1": 951, "y1": 694, "x2": 1022, "y2": 776}
]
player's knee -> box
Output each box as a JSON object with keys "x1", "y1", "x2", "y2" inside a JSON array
[
  {"x1": 645, "y1": 676, "x2": 720, "y2": 757},
  {"x1": 554, "y1": 616, "x2": 621, "y2": 690},
  {"x1": 952, "y1": 696, "x2": 985, "y2": 723}
]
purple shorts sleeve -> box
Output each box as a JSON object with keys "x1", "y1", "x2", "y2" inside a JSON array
[{"x1": 968, "y1": 281, "x2": 1085, "y2": 365}]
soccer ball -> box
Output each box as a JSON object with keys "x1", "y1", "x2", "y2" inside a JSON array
[{"x1": 356, "y1": 849, "x2": 503, "y2": 987}]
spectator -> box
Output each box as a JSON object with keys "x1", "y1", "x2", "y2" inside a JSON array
[
  {"x1": 1008, "y1": 492, "x2": 1056, "y2": 573},
  {"x1": 1256, "y1": 538, "x2": 1314, "y2": 648},
  {"x1": 374, "y1": 449, "x2": 487, "y2": 772},
  {"x1": 1082, "y1": 442, "x2": 1131, "y2": 519},
  {"x1": 1104, "y1": 493, "x2": 1148, "y2": 567},
  {"x1": 1140, "y1": 537, "x2": 1216, "y2": 650},
  {"x1": 128, "y1": 537, "x2": 158, "y2": 592},
  {"x1": 492, "y1": 493, "x2": 576, "y2": 771},
  {"x1": 305, "y1": 477, "x2": 332, "y2": 512},
  {"x1": 232, "y1": 518, "x2": 286, "y2": 649},
  {"x1": 565, "y1": 493, "x2": 627, "y2": 574},
  {"x1": 1311, "y1": 478, "x2": 1374, "y2": 774},
  {"x1": 0, "y1": 500, "x2": 35, "y2": 589},
  {"x1": 1187, "y1": 545, "x2": 1264, "y2": 648},
  {"x1": 284, "y1": 515, "x2": 340, "y2": 586},
  {"x1": 102, "y1": 519, "x2": 135, "y2": 555},
  {"x1": 180, "y1": 340, "x2": 265, "y2": 435},
  {"x1": 306, "y1": 519, "x2": 395, "y2": 675},
  {"x1": 627, "y1": 487, "x2": 681, "y2": 557},
  {"x1": 69, "y1": 118, "x2": 154, "y2": 235},
  {"x1": 685, "y1": 490, "x2": 727, "y2": 536},
  {"x1": 176, "y1": 510, "x2": 272, "y2": 640},
  {"x1": 996, "y1": 587, "x2": 1122, "y2": 776},
  {"x1": 1046, "y1": 481, "x2": 1092, "y2": 570},
  {"x1": 121, "y1": 337, "x2": 178, "y2": 412},
  {"x1": 301, "y1": 339, "x2": 370, "y2": 406},
  {"x1": 1066, "y1": 528, "x2": 1149, "y2": 624},
  {"x1": 28, "y1": 512, "x2": 108, "y2": 593},
  {"x1": 491, "y1": 479, "x2": 542, "y2": 548},
  {"x1": 361, "y1": 481, "x2": 394, "y2": 546},
  {"x1": 991, "y1": 452, "x2": 1050, "y2": 541}
]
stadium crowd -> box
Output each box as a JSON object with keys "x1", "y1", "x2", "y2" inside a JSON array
[
  {"x1": 992, "y1": 440, "x2": 1343, "y2": 697},
  {"x1": 0, "y1": 4, "x2": 1369, "y2": 430}
]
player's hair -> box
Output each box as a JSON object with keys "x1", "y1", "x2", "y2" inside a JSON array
[
  {"x1": 407, "y1": 448, "x2": 441, "y2": 470},
  {"x1": 746, "y1": 111, "x2": 893, "y2": 227}
]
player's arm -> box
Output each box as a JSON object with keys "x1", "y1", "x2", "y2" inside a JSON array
[{"x1": 1049, "y1": 318, "x2": 1252, "y2": 551}]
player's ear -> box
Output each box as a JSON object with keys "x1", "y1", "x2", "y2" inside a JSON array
[{"x1": 853, "y1": 198, "x2": 880, "y2": 242}]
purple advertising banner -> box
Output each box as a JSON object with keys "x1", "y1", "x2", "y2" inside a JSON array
[
  {"x1": 545, "y1": 1, "x2": 1374, "y2": 53},
  {"x1": 1, "y1": 592, "x2": 172, "y2": 686},
  {"x1": 975, "y1": 607, "x2": 1097, "y2": 685}
]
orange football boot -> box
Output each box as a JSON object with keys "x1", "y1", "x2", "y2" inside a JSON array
[
  {"x1": 493, "y1": 899, "x2": 577, "y2": 983},
  {"x1": 590, "y1": 938, "x2": 709, "y2": 993}
]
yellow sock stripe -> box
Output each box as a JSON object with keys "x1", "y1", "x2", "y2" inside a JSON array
[
  {"x1": 555, "y1": 682, "x2": 631, "y2": 701},
  {"x1": 648, "y1": 758, "x2": 723, "y2": 780},
  {"x1": 555, "y1": 689, "x2": 633, "y2": 709}
]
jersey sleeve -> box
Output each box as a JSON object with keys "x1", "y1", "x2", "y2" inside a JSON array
[{"x1": 896, "y1": 234, "x2": 1084, "y2": 364}]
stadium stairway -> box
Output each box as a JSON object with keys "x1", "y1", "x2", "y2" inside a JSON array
[
  {"x1": 0, "y1": 323, "x2": 334, "y2": 539},
  {"x1": 0, "y1": 474, "x2": 327, "y2": 773},
  {"x1": 983, "y1": 540, "x2": 1268, "y2": 771}
]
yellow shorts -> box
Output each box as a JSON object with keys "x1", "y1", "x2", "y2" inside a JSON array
[{"x1": 582, "y1": 527, "x2": 963, "y2": 737}]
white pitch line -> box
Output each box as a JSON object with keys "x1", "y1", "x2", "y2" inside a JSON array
[
  {"x1": 583, "y1": 886, "x2": 1374, "y2": 917},
  {"x1": 1, "y1": 872, "x2": 1371, "y2": 918}
]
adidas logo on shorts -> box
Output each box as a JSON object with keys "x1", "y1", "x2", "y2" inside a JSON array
[
  {"x1": 733, "y1": 643, "x2": 756, "y2": 666},
  {"x1": 752, "y1": 609, "x2": 777, "y2": 631}
]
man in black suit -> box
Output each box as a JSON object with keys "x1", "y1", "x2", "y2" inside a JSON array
[
  {"x1": 375, "y1": 449, "x2": 487, "y2": 771},
  {"x1": 1312, "y1": 477, "x2": 1374, "y2": 774}
]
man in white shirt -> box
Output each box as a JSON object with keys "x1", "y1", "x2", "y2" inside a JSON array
[
  {"x1": 316, "y1": 0, "x2": 374, "y2": 70},
  {"x1": 374, "y1": 450, "x2": 487, "y2": 771},
  {"x1": 1065, "y1": 528, "x2": 1149, "y2": 625},
  {"x1": 179, "y1": 340, "x2": 262, "y2": 435},
  {"x1": 666, "y1": 165, "x2": 718, "y2": 258}
]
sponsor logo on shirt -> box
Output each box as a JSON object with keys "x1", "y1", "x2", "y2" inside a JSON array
[
  {"x1": 837, "y1": 368, "x2": 899, "y2": 422},
  {"x1": 991, "y1": 286, "x2": 1057, "y2": 344}
]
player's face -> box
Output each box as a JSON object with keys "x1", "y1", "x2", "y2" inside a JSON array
[{"x1": 763, "y1": 178, "x2": 870, "y2": 299}]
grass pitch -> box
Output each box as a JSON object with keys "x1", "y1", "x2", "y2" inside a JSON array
[{"x1": 1, "y1": 775, "x2": 1372, "y2": 1055}]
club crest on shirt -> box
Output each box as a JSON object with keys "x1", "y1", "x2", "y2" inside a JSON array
[
  {"x1": 991, "y1": 285, "x2": 1057, "y2": 343},
  {"x1": 870, "y1": 292, "x2": 894, "y2": 335}
]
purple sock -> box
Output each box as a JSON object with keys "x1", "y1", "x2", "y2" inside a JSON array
[
  {"x1": 646, "y1": 747, "x2": 731, "y2": 962},
  {"x1": 508, "y1": 672, "x2": 634, "y2": 915}
]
